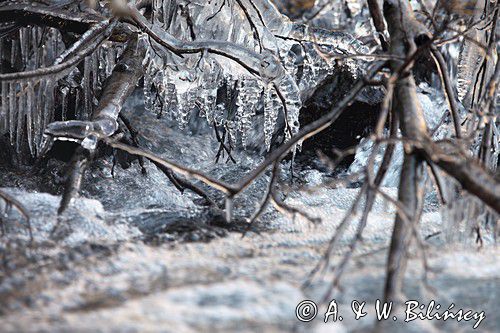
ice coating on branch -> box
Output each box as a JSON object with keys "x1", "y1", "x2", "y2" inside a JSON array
[{"x1": 143, "y1": 0, "x2": 370, "y2": 151}]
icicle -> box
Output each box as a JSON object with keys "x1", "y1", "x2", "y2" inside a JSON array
[
  {"x1": 92, "y1": 51, "x2": 99, "y2": 92},
  {"x1": 162, "y1": 0, "x2": 169, "y2": 26},
  {"x1": 0, "y1": 38, "x2": 3, "y2": 74},
  {"x1": 214, "y1": 104, "x2": 225, "y2": 126},
  {"x1": 143, "y1": 60, "x2": 154, "y2": 112},
  {"x1": 163, "y1": 0, "x2": 176, "y2": 29},
  {"x1": 171, "y1": 67, "x2": 197, "y2": 129},
  {"x1": 61, "y1": 86, "x2": 69, "y2": 121},
  {"x1": 10, "y1": 37, "x2": 18, "y2": 69},
  {"x1": 198, "y1": 87, "x2": 216, "y2": 122},
  {"x1": 279, "y1": 47, "x2": 297, "y2": 78},
  {"x1": 47, "y1": 28, "x2": 61, "y2": 65},
  {"x1": 74, "y1": 88, "x2": 81, "y2": 121},
  {"x1": 35, "y1": 79, "x2": 45, "y2": 151},
  {"x1": 16, "y1": 83, "x2": 25, "y2": 154},
  {"x1": 275, "y1": 74, "x2": 301, "y2": 141},
  {"x1": 226, "y1": 120, "x2": 238, "y2": 148},
  {"x1": 97, "y1": 47, "x2": 104, "y2": 78},
  {"x1": 263, "y1": 84, "x2": 279, "y2": 151},
  {"x1": 41, "y1": 29, "x2": 49, "y2": 67},
  {"x1": 226, "y1": 75, "x2": 234, "y2": 106},
  {"x1": 152, "y1": 0, "x2": 160, "y2": 22},
  {"x1": 105, "y1": 46, "x2": 116, "y2": 76},
  {"x1": 83, "y1": 56, "x2": 91, "y2": 120},
  {"x1": 164, "y1": 79, "x2": 177, "y2": 115},
  {"x1": 26, "y1": 81, "x2": 35, "y2": 156},
  {"x1": 8, "y1": 82, "x2": 17, "y2": 146},
  {"x1": 33, "y1": 27, "x2": 41, "y2": 69},
  {"x1": 19, "y1": 28, "x2": 29, "y2": 67},
  {"x1": 153, "y1": 74, "x2": 165, "y2": 117},
  {"x1": 175, "y1": 88, "x2": 195, "y2": 129},
  {"x1": 1, "y1": 82, "x2": 7, "y2": 133},
  {"x1": 198, "y1": 57, "x2": 219, "y2": 122},
  {"x1": 41, "y1": 80, "x2": 54, "y2": 140},
  {"x1": 235, "y1": 77, "x2": 261, "y2": 149}
]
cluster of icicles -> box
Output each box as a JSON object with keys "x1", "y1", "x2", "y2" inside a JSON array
[
  {"x1": 141, "y1": 0, "x2": 370, "y2": 151},
  {"x1": 143, "y1": 50, "x2": 302, "y2": 151},
  {"x1": 0, "y1": 0, "x2": 372, "y2": 156},
  {"x1": 0, "y1": 26, "x2": 122, "y2": 157}
]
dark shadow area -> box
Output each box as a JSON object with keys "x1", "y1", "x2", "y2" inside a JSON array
[{"x1": 298, "y1": 100, "x2": 381, "y2": 169}]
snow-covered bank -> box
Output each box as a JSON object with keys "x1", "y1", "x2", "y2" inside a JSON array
[{"x1": 0, "y1": 178, "x2": 497, "y2": 332}]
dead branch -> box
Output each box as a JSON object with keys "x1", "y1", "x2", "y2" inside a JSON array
[
  {"x1": 0, "y1": 189, "x2": 32, "y2": 241},
  {"x1": 54, "y1": 33, "x2": 146, "y2": 214},
  {"x1": 382, "y1": 0, "x2": 428, "y2": 304},
  {"x1": 0, "y1": 1, "x2": 102, "y2": 34},
  {"x1": 430, "y1": 46, "x2": 462, "y2": 138},
  {"x1": 0, "y1": 19, "x2": 117, "y2": 82},
  {"x1": 367, "y1": 0, "x2": 389, "y2": 50},
  {"x1": 420, "y1": 140, "x2": 500, "y2": 213}
]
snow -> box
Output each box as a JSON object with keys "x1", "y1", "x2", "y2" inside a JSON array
[
  {"x1": 0, "y1": 178, "x2": 497, "y2": 331},
  {"x1": 0, "y1": 188, "x2": 141, "y2": 246}
]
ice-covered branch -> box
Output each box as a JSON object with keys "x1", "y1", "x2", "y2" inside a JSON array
[
  {"x1": 127, "y1": 5, "x2": 283, "y2": 79},
  {"x1": 0, "y1": 1, "x2": 102, "y2": 34},
  {"x1": 45, "y1": 35, "x2": 146, "y2": 214},
  {"x1": 0, "y1": 19, "x2": 116, "y2": 82}
]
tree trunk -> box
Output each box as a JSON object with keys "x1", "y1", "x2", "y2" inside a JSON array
[{"x1": 382, "y1": 0, "x2": 427, "y2": 303}]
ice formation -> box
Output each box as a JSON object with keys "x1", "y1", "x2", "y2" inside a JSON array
[
  {"x1": 141, "y1": 0, "x2": 371, "y2": 151},
  {"x1": 0, "y1": 24, "x2": 122, "y2": 157},
  {"x1": 0, "y1": 0, "x2": 371, "y2": 156}
]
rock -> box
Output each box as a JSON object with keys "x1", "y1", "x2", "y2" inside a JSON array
[{"x1": 0, "y1": 188, "x2": 140, "y2": 246}]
